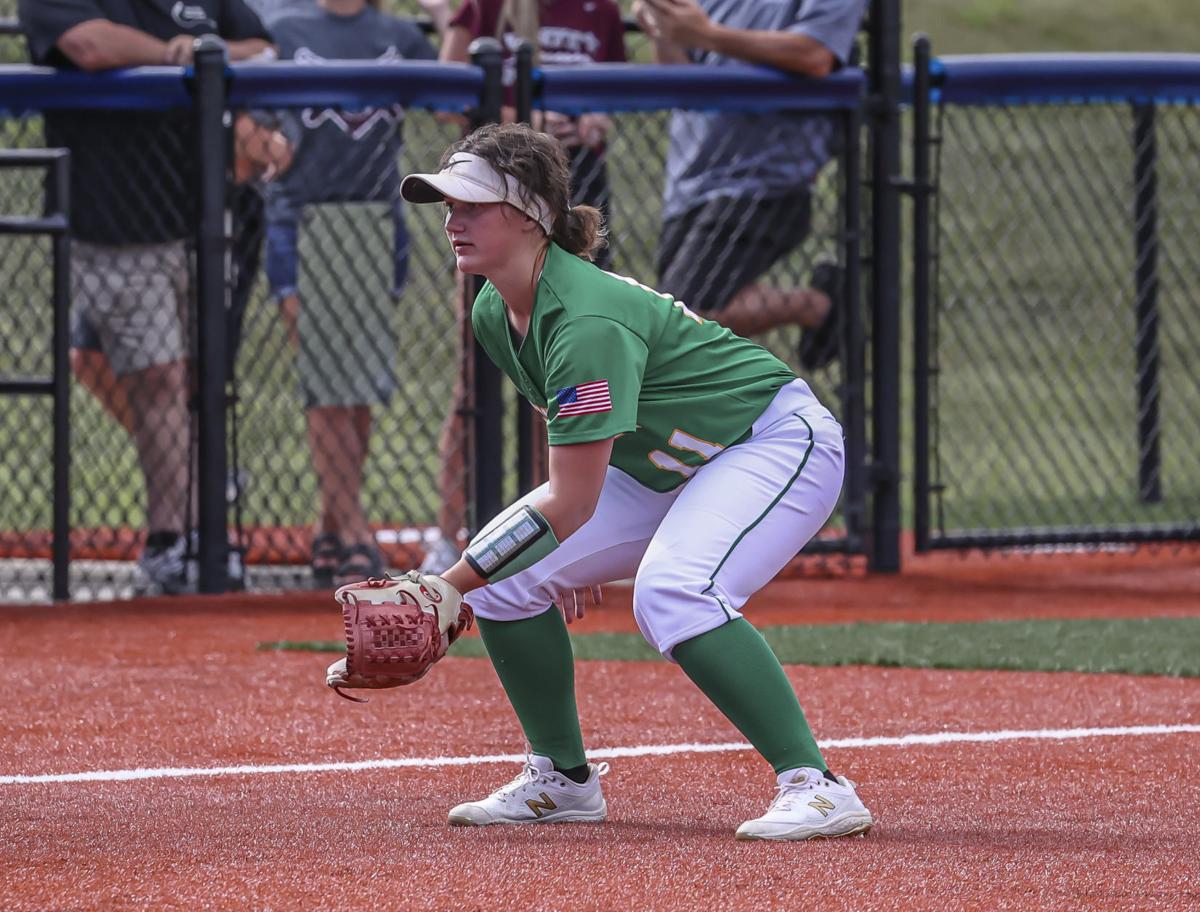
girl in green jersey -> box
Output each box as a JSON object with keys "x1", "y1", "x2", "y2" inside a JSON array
[{"x1": 395, "y1": 122, "x2": 872, "y2": 841}]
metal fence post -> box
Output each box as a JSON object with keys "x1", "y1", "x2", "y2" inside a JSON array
[
  {"x1": 468, "y1": 38, "x2": 505, "y2": 530},
  {"x1": 1132, "y1": 103, "x2": 1162, "y2": 504},
  {"x1": 840, "y1": 102, "x2": 866, "y2": 552},
  {"x1": 49, "y1": 151, "x2": 71, "y2": 601},
  {"x1": 193, "y1": 36, "x2": 230, "y2": 592},
  {"x1": 912, "y1": 35, "x2": 933, "y2": 551},
  {"x1": 866, "y1": 0, "x2": 903, "y2": 571},
  {"x1": 512, "y1": 40, "x2": 540, "y2": 497}
]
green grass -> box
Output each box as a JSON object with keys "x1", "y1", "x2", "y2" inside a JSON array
[
  {"x1": 905, "y1": 0, "x2": 1200, "y2": 55},
  {"x1": 262, "y1": 616, "x2": 1200, "y2": 677}
]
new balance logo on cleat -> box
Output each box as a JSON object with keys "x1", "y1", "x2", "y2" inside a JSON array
[
  {"x1": 736, "y1": 768, "x2": 874, "y2": 841},
  {"x1": 807, "y1": 794, "x2": 836, "y2": 818},
  {"x1": 526, "y1": 793, "x2": 558, "y2": 818},
  {"x1": 448, "y1": 755, "x2": 608, "y2": 827}
]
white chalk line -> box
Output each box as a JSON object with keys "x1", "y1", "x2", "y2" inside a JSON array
[{"x1": 2, "y1": 723, "x2": 1197, "y2": 786}]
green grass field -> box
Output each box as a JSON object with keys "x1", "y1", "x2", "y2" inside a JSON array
[{"x1": 1, "y1": 1, "x2": 1197, "y2": 548}]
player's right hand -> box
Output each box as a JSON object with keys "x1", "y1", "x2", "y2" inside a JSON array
[{"x1": 554, "y1": 585, "x2": 602, "y2": 625}]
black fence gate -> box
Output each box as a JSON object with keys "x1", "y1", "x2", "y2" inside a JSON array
[{"x1": 912, "y1": 47, "x2": 1200, "y2": 550}]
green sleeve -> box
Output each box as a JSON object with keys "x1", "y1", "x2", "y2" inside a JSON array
[{"x1": 544, "y1": 316, "x2": 646, "y2": 445}]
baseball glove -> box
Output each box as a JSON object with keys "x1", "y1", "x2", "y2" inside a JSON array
[{"x1": 325, "y1": 571, "x2": 474, "y2": 703}]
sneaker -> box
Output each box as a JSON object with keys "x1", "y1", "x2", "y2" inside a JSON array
[
  {"x1": 136, "y1": 531, "x2": 191, "y2": 596},
  {"x1": 419, "y1": 536, "x2": 461, "y2": 575},
  {"x1": 226, "y1": 467, "x2": 250, "y2": 507},
  {"x1": 310, "y1": 532, "x2": 344, "y2": 590},
  {"x1": 333, "y1": 542, "x2": 386, "y2": 589},
  {"x1": 448, "y1": 755, "x2": 609, "y2": 827},
  {"x1": 798, "y1": 260, "x2": 843, "y2": 371},
  {"x1": 735, "y1": 768, "x2": 873, "y2": 841},
  {"x1": 184, "y1": 529, "x2": 246, "y2": 592}
]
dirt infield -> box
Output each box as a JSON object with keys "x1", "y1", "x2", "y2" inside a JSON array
[{"x1": 2, "y1": 547, "x2": 1198, "y2": 911}]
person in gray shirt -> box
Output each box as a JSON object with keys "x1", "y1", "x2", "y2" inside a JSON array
[
  {"x1": 242, "y1": 0, "x2": 315, "y2": 27},
  {"x1": 261, "y1": 0, "x2": 436, "y2": 588},
  {"x1": 635, "y1": 0, "x2": 866, "y2": 370}
]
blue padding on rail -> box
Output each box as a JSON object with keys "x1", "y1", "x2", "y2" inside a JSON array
[
  {"x1": 227, "y1": 61, "x2": 482, "y2": 110},
  {"x1": 0, "y1": 65, "x2": 191, "y2": 114},
  {"x1": 934, "y1": 53, "x2": 1200, "y2": 105},
  {"x1": 539, "y1": 63, "x2": 864, "y2": 113}
]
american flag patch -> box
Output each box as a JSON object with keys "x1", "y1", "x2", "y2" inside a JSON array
[{"x1": 555, "y1": 380, "x2": 612, "y2": 417}]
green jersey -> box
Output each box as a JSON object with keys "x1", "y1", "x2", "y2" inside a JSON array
[{"x1": 471, "y1": 243, "x2": 798, "y2": 491}]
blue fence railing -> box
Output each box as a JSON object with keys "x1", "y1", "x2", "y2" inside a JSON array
[{"x1": 930, "y1": 53, "x2": 1200, "y2": 105}]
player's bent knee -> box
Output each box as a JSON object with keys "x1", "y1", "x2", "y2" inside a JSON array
[{"x1": 632, "y1": 565, "x2": 729, "y2": 658}]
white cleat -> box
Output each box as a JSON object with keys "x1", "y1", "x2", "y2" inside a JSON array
[
  {"x1": 736, "y1": 768, "x2": 873, "y2": 841},
  {"x1": 448, "y1": 755, "x2": 609, "y2": 827}
]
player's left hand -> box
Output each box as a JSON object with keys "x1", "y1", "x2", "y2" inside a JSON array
[
  {"x1": 554, "y1": 584, "x2": 602, "y2": 625},
  {"x1": 640, "y1": 0, "x2": 714, "y2": 50},
  {"x1": 326, "y1": 571, "x2": 474, "y2": 702}
]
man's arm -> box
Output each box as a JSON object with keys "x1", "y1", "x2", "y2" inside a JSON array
[
  {"x1": 55, "y1": 19, "x2": 169, "y2": 70},
  {"x1": 55, "y1": 21, "x2": 271, "y2": 70},
  {"x1": 703, "y1": 27, "x2": 835, "y2": 76},
  {"x1": 639, "y1": 0, "x2": 837, "y2": 76}
]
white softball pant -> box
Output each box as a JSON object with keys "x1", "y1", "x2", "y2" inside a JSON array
[{"x1": 464, "y1": 380, "x2": 846, "y2": 658}]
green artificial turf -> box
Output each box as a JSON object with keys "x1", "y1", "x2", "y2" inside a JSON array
[{"x1": 263, "y1": 616, "x2": 1200, "y2": 677}]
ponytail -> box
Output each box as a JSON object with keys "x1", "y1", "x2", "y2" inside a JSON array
[{"x1": 553, "y1": 204, "x2": 607, "y2": 262}]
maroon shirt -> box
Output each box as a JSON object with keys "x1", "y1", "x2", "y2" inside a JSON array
[{"x1": 449, "y1": 0, "x2": 626, "y2": 95}]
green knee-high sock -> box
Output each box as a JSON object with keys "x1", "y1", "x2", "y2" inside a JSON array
[
  {"x1": 673, "y1": 618, "x2": 826, "y2": 774},
  {"x1": 477, "y1": 610, "x2": 587, "y2": 770}
]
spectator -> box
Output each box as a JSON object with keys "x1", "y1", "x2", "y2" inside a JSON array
[
  {"x1": 262, "y1": 0, "x2": 436, "y2": 588},
  {"x1": 70, "y1": 115, "x2": 291, "y2": 440},
  {"x1": 417, "y1": 0, "x2": 627, "y2": 574},
  {"x1": 634, "y1": 0, "x2": 866, "y2": 370},
  {"x1": 19, "y1": 0, "x2": 274, "y2": 594},
  {"x1": 429, "y1": 0, "x2": 625, "y2": 268}
]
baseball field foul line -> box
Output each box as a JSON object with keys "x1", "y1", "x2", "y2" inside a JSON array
[{"x1": 2, "y1": 723, "x2": 1197, "y2": 786}]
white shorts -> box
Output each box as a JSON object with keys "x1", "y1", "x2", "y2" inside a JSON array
[{"x1": 465, "y1": 380, "x2": 845, "y2": 659}]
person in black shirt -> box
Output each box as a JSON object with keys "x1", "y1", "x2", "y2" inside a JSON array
[{"x1": 20, "y1": 0, "x2": 274, "y2": 593}]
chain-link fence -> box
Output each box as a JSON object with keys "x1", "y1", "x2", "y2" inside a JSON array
[
  {"x1": 0, "y1": 53, "x2": 867, "y2": 602},
  {"x1": 915, "y1": 55, "x2": 1200, "y2": 548}
]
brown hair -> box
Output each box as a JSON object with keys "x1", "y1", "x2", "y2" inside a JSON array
[
  {"x1": 496, "y1": 0, "x2": 540, "y2": 65},
  {"x1": 439, "y1": 122, "x2": 608, "y2": 261}
]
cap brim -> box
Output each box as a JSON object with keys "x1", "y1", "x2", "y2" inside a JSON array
[{"x1": 400, "y1": 173, "x2": 504, "y2": 205}]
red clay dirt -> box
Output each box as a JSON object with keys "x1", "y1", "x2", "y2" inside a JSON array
[{"x1": 1, "y1": 547, "x2": 1198, "y2": 910}]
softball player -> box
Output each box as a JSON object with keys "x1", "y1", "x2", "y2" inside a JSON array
[{"x1": 399, "y1": 122, "x2": 872, "y2": 841}]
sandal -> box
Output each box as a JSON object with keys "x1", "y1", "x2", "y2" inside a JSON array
[
  {"x1": 310, "y1": 532, "x2": 343, "y2": 590},
  {"x1": 334, "y1": 542, "x2": 386, "y2": 589}
]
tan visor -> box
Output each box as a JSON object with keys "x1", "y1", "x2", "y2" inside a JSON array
[{"x1": 400, "y1": 152, "x2": 553, "y2": 234}]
